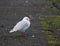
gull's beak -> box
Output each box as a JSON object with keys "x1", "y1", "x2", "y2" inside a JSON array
[{"x1": 28, "y1": 15, "x2": 33, "y2": 21}]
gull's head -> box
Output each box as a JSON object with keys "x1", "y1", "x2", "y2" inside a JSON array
[{"x1": 23, "y1": 17, "x2": 30, "y2": 21}]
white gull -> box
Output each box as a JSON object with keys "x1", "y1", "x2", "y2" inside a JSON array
[{"x1": 9, "y1": 17, "x2": 31, "y2": 33}]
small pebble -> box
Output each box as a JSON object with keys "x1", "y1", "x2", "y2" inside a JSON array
[
  {"x1": 25, "y1": 0, "x2": 28, "y2": 3},
  {"x1": 32, "y1": 34, "x2": 35, "y2": 38},
  {"x1": 41, "y1": 31, "x2": 45, "y2": 32}
]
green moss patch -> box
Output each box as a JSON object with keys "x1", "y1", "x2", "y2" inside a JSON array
[
  {"x1": 39, "y1": 16, "x2": 60, "y2": 46},
  {"x1": 55, "y1": 0, "x2": 60, "y2": 4}
]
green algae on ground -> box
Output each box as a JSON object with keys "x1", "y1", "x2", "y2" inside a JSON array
[
  {"x1": 39, "y1": 16, "x2": 60, "y2": 46},
  {"x1": 53, "y1": 16, "x2": 60, "y2": 27},
  {"x1": 39, "y1": 16, "x2": 49, "y2": 30},
  {"x1": 55, "y1": 0, "x2": 60, "y2": 4}
]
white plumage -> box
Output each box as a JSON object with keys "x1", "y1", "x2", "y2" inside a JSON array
[{"x1": 9, "y1": 17, "x2": 31, "y2": 33}]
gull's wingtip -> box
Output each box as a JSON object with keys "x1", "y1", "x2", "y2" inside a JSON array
[{"x1": 9, "y1": 30, "x2": 14, "y2": 33}]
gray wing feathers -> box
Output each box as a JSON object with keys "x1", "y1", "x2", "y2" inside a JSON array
[{"x1": 9, "y1": 20, "x2": 30, "y2": 33}]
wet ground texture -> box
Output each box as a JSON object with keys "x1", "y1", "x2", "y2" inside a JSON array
[{"x1": 0, "y1": 0, "x2": 58, "y2": 46}]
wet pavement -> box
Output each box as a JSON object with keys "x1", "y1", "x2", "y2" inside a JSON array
[{"x1": 0, "y1": 0, "x2": 57, "y2": 46}]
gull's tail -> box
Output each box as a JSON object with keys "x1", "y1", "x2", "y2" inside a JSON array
[{"x1": 9, "y1": 29, "x2": 16, "y2": 33}]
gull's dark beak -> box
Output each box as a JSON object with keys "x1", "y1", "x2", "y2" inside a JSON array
[{"x1": 28, "y1": 15, "x2": 33, "y2": 21}]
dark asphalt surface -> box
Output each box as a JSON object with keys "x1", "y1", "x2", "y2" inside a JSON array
[{"x1": 0, "y1": 0, "x2": 57, "y2": 46}]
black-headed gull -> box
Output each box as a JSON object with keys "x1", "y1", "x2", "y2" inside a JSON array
[{"x1": 9, "y1": 17, "x2": 31, "y2": 36}]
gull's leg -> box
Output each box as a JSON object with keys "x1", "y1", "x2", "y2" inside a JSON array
[{"x1": 21, "y1": 32, "x2": 28, "y2": 39}]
